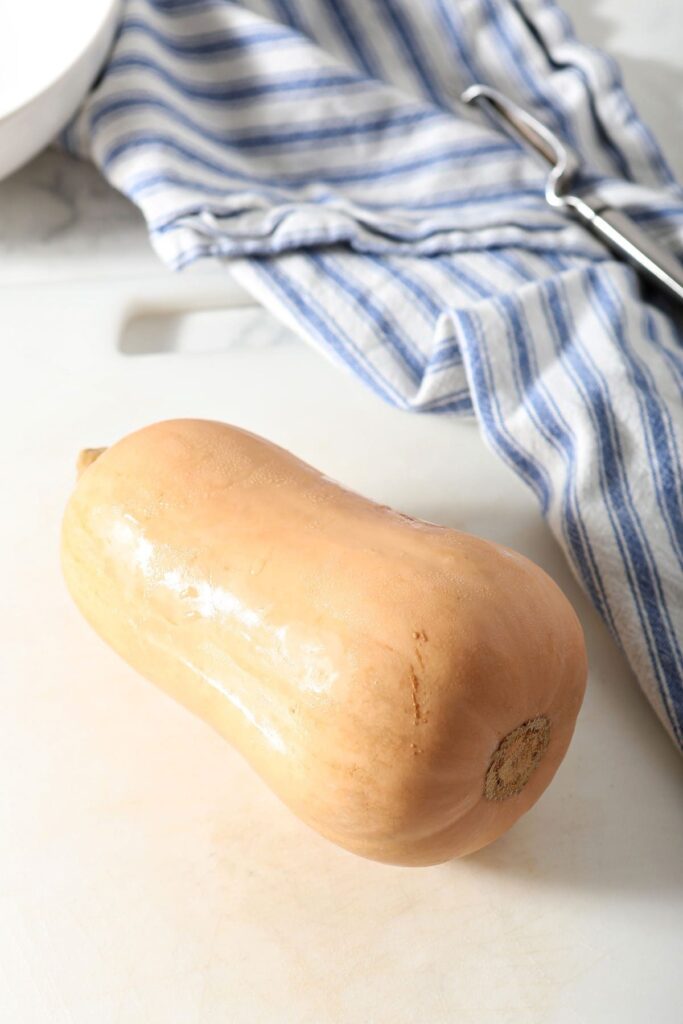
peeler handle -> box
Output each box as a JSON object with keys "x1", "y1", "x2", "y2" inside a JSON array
[{"x1": 568, "y1": 196, "x2": 683, "y2": 304}]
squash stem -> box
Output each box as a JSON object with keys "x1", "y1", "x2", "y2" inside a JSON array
[{"x1": 77, "y1": 447, "x2": 107, "y2": 478}]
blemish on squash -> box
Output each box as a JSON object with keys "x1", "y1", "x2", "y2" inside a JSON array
[
  {"x1": 413, "y1": 629, "x2": 428, "y2": 669},
  {"x1": 410, "y1": 665, "x2": 421, "y2": 724},
  {"x1": 484, "y1": 716, "x2": 551, "y2": 801},
  {"x1": 409, "y1": 631, "x2": 429, "y2": 725}
]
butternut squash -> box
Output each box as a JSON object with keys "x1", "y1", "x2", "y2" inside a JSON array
[{"x1": 61, "y1": 419, "x2": 586, "y2": 865}]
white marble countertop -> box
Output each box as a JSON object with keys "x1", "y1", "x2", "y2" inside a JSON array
[{"x1": 1, "y1": 3, "x2": 682, "y2": 1023}]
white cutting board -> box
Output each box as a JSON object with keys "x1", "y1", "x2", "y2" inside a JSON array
[{"x1": 1, "y1": 269, "x2": 681, "y2": 1024}]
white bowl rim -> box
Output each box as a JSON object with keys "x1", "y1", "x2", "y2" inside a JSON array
[{"x1": 0, "y1": 0, "x2": 120, "y2": 122}]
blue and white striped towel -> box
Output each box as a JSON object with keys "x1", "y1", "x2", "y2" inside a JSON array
[{"x1": 65, "y1": 0, "x2": 683, "y2": 751}]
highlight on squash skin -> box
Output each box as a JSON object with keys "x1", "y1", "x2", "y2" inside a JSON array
[{"x1": 62, "y1": 419, "x2": 587, "y2": 866}]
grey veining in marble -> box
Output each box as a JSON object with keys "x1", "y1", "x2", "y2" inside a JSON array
[{"x1": 0, "y1": 148, "x2": 154, "y2": 284}]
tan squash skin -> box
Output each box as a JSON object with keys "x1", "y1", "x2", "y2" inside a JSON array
[{"x1": 61, "y1": 419, "x2": 587, "y2": 866}]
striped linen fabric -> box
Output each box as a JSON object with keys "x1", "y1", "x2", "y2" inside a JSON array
[{"x1": 64, "y1": 0, "x2": 683, "y2": 750}]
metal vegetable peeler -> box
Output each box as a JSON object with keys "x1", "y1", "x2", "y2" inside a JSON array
[{"x1": 462, "y1": 84, "x2": 683, "y2": 305}]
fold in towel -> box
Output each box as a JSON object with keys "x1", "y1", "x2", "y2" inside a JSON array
[{"x1": 65, "y1": 0, "x2": 683, "y2": 750}]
